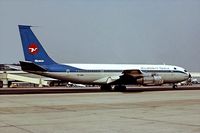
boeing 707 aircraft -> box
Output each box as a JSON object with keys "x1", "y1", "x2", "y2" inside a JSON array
[{"x1": 18, "y1": 25, "x2": 190, "y2": 91}]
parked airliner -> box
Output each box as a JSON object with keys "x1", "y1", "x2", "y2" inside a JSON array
[{"x1": 18, "y1": 25, "x2": 190, "y2": 91}]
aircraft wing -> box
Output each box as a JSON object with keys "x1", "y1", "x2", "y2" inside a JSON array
[
  {"x1": 93, "y1": 69, "x2": 144, "y2": 84},
  {"x1": 93, "y1": 76, "x2": 121, "y2": 84}
]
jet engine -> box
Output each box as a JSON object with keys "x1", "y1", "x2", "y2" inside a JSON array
[{"x1": 137, "y1": 75, "x2": 163, "y2": 85}]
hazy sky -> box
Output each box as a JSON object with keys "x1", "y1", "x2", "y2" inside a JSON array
[{"x1": 0, "y1": 0, "x2": 200, "y2": 71}]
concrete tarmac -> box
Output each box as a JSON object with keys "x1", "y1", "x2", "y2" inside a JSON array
[
  {"x1": 0, "y1": 89, "x2": 200, "y2": 133},
  {"x1": 1, "y1": 85, "x2": 200, "y2": 94}
]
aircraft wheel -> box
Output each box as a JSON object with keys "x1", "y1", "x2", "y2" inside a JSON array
[
  {"x1": 100, "y1": 85, "x2": 112, "y2": 91},
  {"x1": 0, "y1": 81, "x2": 2, "y2": 88},
  {"x1": 114, "y1": 85, "x2": 127, "y2": 92}
]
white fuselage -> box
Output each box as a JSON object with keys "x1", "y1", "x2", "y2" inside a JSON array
[{"x1": 37, "y1": 64, "x2": 189, "y2": 85}]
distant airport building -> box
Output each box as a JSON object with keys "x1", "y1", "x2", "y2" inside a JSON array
[{"x1": 0, "y1": 64, "x2": 68, "y2": 88}]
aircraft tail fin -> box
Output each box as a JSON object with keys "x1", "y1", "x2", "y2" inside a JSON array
[{"x1": 18, "y1": 25, "x2": 56, "y2": 65}]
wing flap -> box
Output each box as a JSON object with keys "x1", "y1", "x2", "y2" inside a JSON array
[{"x1": 93, "y1": 76, "x2": 120, "y2": 84}]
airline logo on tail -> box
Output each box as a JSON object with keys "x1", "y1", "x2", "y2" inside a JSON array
[{"x1": 28, "y1": 43, "x2": 38, "y2": 54}]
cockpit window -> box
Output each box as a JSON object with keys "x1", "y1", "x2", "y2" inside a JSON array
[
  {"x1": 174, "y1": 67, "x2": 177, "y2": 70},
  {"x1": 184, "y1": 70, "x2": 187, "y2": 72}
]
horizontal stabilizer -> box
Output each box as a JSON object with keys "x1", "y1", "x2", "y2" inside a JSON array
[{"x1": 20, "y1": 61, "x2": 47, "y2": 72}]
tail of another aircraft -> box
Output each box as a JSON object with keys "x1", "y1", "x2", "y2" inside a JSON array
[{"x1": 18, "y1": 25, "x2": 56, "y2": 65}]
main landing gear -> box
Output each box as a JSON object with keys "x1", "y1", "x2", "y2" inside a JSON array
[
  {"x1": 100, "y1": 85, "x2": 127, "y2": 92},
  {"x1": 100, "y1": 85, "x2": 112, "y2": 91},
  {"x1": 114, "y1": 85, "x2": 127, "y2": 92}
]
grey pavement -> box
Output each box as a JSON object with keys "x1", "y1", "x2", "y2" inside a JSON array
[{"x1": 0, "y1": 90, "x2": 200, "y2": 133}]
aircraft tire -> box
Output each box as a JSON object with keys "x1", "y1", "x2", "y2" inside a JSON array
[
  {"x1": 114, "y1": 85, "x2": 126, "y2": 92},
  {"x1": 100, "y1": 85, "x2": 112, "y2": 91},
  {"x1": 0, "y1": 81, "x2": 3, "y2": 88}
]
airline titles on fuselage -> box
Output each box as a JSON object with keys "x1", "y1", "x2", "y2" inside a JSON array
[{"x1": 141, "y1": 66, "x2": 170, "y2": 70}]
